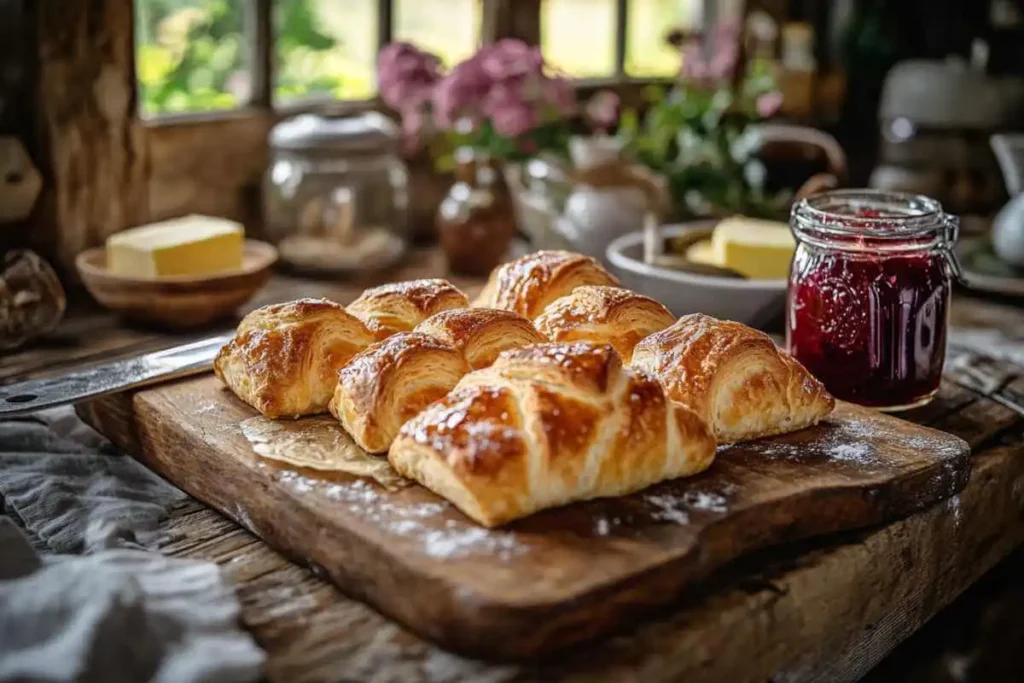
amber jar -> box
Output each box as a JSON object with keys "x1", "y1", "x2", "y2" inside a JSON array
[
  {"x1": 787, "y1": 190, "x2": 960, "y2": 411},
  {"x1": 436, "y1": 149, "x2": 516, "y2": 277}
]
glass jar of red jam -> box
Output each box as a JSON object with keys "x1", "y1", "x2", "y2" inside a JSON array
[{"x1": 787, "y1": 190, "x2": 961, "y2": 411}]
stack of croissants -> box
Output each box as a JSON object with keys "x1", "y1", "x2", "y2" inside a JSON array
[{"x1": 215, "y1": 251, "x2": 835, "y2": 527}]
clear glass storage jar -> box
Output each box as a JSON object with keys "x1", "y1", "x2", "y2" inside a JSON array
[
  {"x1": 787, "y1": 190, "x2": 960, "y2": 411},
  {"x1": 263, "y1": 113, "x2": 409, "y2": 274}
]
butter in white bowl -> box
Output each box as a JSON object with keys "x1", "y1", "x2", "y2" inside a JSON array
[
  {"x1": 687, "y1": 216, "x2": 795, "y2": 280},
  {"x1": 106, "y1": 214, "x2": 244, "y2": 278}
]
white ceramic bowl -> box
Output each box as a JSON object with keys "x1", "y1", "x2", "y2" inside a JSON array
[{"x1": 606, "y1": 223, "x2": 788, "y2": 328}]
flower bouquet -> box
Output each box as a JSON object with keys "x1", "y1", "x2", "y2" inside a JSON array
[
  {"x1": 619, "y1": 21, "x2": 787, "y2": 220},
  {"x1": 377, "y1": 39, "x2": 576, "y2": 167}
]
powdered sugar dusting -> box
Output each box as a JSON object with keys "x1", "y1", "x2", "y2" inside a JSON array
[
  {"x1": 322, "y1": 480, "x2": 525, "y2": 560},
  {"x1": 643, "y1": 484, "x2": 736, "y2": 525},
  {"x1": 644, "y1": 494, "x2": 690, "y2": 524}
]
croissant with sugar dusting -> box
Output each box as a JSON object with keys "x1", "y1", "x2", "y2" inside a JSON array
[
  {"x1": 472, "y1": 250, "x2": 619, "y2": 319},
  {"x1": 389, "y1": 343, "x2": 716, "y2": 527},
  {"x1": 347, "y1": 278, "x2": 469, "y2": 340},
  {"x1": 215, "y1": 299, "x2": 375, "y2": 418},
  {"x1": 631, "y1": 314, "x2": 834, "y2": 443},
  {"x1": 534, "y1": 285, "x2": 676, "y2": 362}
]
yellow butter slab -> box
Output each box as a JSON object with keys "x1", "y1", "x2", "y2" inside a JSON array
[{"x1": 106, "y1": 214, "x2": 244, "y2": 278}]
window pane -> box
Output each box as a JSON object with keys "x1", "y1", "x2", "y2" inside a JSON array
[
  {"x1": 625, "y1": 0, "x2": 701, "y2": 77},
  {"x1": 394, "y1": 0, "x2": 480, "y2": 67},
  {"x1": 134, "y1": 0, "x2": 250, "y2": 117},
  {"x1": 542, "y1": 0, "x2": 616, "y2": 78},
  {"x1": 274, "y1": 0, "x2": 377, "y2": 104}
]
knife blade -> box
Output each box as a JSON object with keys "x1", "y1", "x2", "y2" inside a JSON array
[{"x1": 0, "y1": 333, "x2": 234, "y2": 417}]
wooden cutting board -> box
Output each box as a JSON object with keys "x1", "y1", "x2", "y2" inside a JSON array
[{"x1": 79, "y1": 374, "x2": 970, "y2": 660}]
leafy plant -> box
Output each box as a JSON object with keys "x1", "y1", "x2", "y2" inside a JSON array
[{"x1": 618, "y1": 22, "x2": 787, "y2": 220}]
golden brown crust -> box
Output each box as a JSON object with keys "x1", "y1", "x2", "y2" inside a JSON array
[
  {"x1": 214, "y1": 298, "x2": 374, "y2": 418},
  {"x1": 533, "y1": 286, "x2": 676, "y2": 361},
  {"x1": 472, "y1": 250, "x2": 619, "y2": 319},
  {"x1": 346, "y1": 279, "x2": 469, "y2": 340},
  {"x1": 630, "y1": 313, "x2": 834, "y2": 443},
  {"x1": 329, "y1": 332, "x2": 470, "y2": 453},
  {"x1": 390, "y1": 342, "x2": 716, "y2": 527},
  {"x1": 413, "y1": 308, "x2": 546, "y2": 370}
]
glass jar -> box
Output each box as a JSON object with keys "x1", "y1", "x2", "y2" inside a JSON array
[
  {"x1": 263, "y1": 113, "x2": 409, "y2": 274},
  {"x1": 787, "y1": 190, "x2": 960, "y2": 411}
]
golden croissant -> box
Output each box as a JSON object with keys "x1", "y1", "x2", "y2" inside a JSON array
[
  {"x1": 413, "y1": 307, "x2": 546, "y2": 370},
  {"x1": 347, "y1": 278, "x2": 469, "y2": 340},
  {"x1": 534, "y1": 285, "x2": 676, "y2": 362},
  {"x1": 631, "y1": 313, "x2": 834, "y2": 443},
  {"x1": 329, "y1": 332, "x2": 470, "y2": 453},
  {"x1": 389, "y1": 343, "x2": 717, "y2": 527},
  {"x1": 472, "y1": 250, "x2": 619, "y2": 319},
  {"x1": 214, "y1": 299, "x2": 375, "y2": 418}
]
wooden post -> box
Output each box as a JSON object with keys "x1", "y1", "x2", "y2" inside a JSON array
[{"x1": 31, "y1": 0, "x2": 149, "y2": 271}]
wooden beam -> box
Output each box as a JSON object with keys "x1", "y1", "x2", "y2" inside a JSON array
[
  {"x1": 482, "y1": 0, "x2": 541, "y2": 44},
  {"x1": 31, "y1": 0, "x2": 149, "y2": 272},
  {"x1": 249, "y1": 0, "x2": 273, "y2": 108}
]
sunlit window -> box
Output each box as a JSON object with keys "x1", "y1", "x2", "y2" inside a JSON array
[
  {"x1": 273, "y1": 0, "x2": 378, "y2": 104},
  {"x1": 626, "y1": 0, "x2": 700, "y2": 77},
  {"x1": 393, "y1": 0, "x2": 481, "y2": 67},
  {"x1": 134, "y1": 0, "x2": 251, "y2": 116},
  {"x1": 541, "y1": 0, "x2": 617, "y2": 78}
]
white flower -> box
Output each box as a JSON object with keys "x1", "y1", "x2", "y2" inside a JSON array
[{"x1": 744, "y1": 159, "x2": 767, "y2": 189}]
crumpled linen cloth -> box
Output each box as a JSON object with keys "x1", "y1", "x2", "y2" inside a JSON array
[{"x1": 0, "y1": 409, "x2": 265, "y2": 683}]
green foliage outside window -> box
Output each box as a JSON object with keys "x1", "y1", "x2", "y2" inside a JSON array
[{"x1": 135, "y1": 0, "x2": 350, "y2": 115}]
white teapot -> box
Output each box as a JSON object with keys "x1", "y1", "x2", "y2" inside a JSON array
[{"x1": 991, "y1": 134, "x2": 1024, "y2": 267}]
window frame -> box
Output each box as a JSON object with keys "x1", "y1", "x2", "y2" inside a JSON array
[{"x1": 138, "y1": 0, "x2": 691, "y2": 126}]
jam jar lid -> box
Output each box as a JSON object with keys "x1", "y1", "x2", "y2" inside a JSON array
[
  {"x1": 269, "y1": 112, "x2": 399, "y2": 154},
  {"x1": 792, "y1": 189, "x2": 958, "y2": 247}
]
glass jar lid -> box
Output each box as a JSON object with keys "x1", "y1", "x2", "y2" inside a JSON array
[
  {"x1": 791, "y1": 189, "x2": 964, "y2": 279},
  {"x1": 269, "y1": 112, "x2": 399, "y2": 154}
]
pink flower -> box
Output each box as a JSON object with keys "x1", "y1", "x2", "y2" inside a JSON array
[
  {"x1": 491, "y1": 103, "x2": 537, "y2": 137},
  {"x1": 680, "y1": 41, "x2": 711, "y2": 86},
  {"x1": 544, "y1": 76, "x2": 576, "y2": 117},
  {"x1": 707, "y1": 39, "x2": 739, "y2": 80},
  {"x1": 377, "y1": 42, "x2": 441, "y2": 112},
  {"x1": 433, "y1": 68, "x2": 483, "y2": 128},
  {"x1": 586, "y1": 90, "x2": 620, "y2": 130},
  {"x1": 479, "y1": 39, "x2": 544, "y2": 81},
  {"x1": 756, "y1": 91, "x2": 783, "y2": 118}
]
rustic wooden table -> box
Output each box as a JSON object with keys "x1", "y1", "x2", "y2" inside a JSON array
[{"x1": 4, "y1": 247, "x2": 1024, "y2": 683}]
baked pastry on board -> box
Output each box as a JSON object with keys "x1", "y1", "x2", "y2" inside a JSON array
[
  {"x1": 414, "y1": 308, "x2": 545, "y2": 370},
  {"x1": 472, "y1": 250, "x2": 619, "y2": 319},
  {"x1": 631, "y1": 313, "x2": 834, "y2": 443},
  {"x1": 329, "y1": 332, "x2": 470, "y2": 453},
  {"x1": 215, "y1": 299, "x2": 375, "y2": 418},
  {"x1": 534, "y1": 285, "x2": 676, "y2": 362},
  {"x1": 389, "y1": 343, "x2": 716, "y2": 527},
  {"x1": 346, "y1": 278, "x2": 469, "y2": 340}
]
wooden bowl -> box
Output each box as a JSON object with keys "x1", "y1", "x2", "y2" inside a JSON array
[{"x1": 76, "y1": 240, "x2": 277, "y2": 329}]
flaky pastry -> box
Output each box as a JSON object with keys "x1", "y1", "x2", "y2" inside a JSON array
[
  {"x1": 631, "y1": 313, "x2": 834, "y2": 443},
  {"x1": 533, "y1": 285, "x2": 675, "y2": 361},
  {"x1": 215, "y1": 299, "x2": 374, "y2": 418},
  {"x1": 472, "y1": 250, "x2": 619, "y2": 319},
  {"x1": 413, "y1": 307, "x2": 545, "y2": 370},
  {"x1": 389, "y1": 342, "x2": 716, "y2": 527},
  {"x1": 330, "y1": 332, "x2": 470, "y2": 453},
  {"x1": 346, "y1": 278, "x2": 469, "y2": 340}
]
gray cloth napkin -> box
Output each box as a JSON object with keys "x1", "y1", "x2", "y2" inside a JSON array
[{"x1": 0, "y1": 410, "x2": 265, "y2": 683}]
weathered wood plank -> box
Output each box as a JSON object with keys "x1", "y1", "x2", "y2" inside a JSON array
[
  {"x1": 153, "y1": 432, "x2": 1023, "y2": 683},
  {"x1": 31, "y1": 0, "x2": 149, "y2": 271}
]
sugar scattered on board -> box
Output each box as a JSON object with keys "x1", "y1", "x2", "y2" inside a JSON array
[{"x1": 322, "y1": 480, "x2": 526, "y2": 560}]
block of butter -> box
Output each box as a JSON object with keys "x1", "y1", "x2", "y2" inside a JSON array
[
  {"x1": 686, "y1": 216, "x2": 795, "y2": 280},
  {"x1": 106, "y1": 215, "x2": 244, "y2": 278}
]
